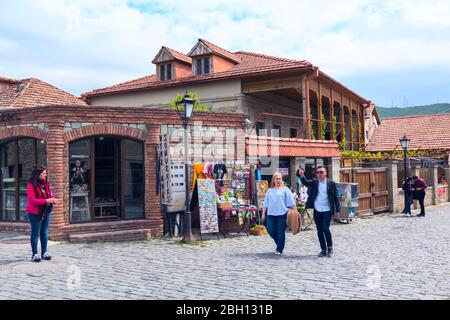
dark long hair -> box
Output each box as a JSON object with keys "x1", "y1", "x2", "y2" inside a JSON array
[{"x1": 28, "y1": 165, "x2": 48, "y2": 187}]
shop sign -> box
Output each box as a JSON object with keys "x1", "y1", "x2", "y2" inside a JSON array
[
  {"x1": 0, "y1": 112, "x2": 20, "y2": 122},
  {"x1": 160, "y1": 134, "x2": 173, "y2": 205},
  {"x1": 277, "y1": 168, "x2": 289, "y2": 176}
]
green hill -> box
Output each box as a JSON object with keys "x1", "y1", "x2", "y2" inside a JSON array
[{"x1": 377, "y1": 103, "x2": 450, "y2": 120}]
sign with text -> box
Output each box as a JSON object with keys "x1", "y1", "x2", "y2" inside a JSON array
[
  {"x1": 197, "y1": 179, "x2": 219, "y2": 234},
  {"x1": 160, "y1": 134, "x2": 172, "y2": 205}
]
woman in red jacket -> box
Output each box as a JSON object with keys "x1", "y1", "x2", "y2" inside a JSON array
[{"x1": 26, "y1": 166, "x2": 60, "y2": 262}]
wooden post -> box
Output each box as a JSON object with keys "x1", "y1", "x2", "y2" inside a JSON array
[
  {"x1": 318, "y1": 80, "x2": 323, "y2": 140},
  {"x1": 330, "y1": 89, "x2": 334, "y2": 140},
  {"x1": 301, "y1": 75, "x2": 307, "y2": 138},
  {"x1": 357, "y1": 106, "x2": 361, "y2": 150},
  {"x1": 349, "y1": 99, "x2": 353, "y2": 150},
  {"x1": 340, "y1": 93, "x2": 344, "y2": 147},
  {"x1": 306, "y1": 80, "x2": 311, "y2": 140}
]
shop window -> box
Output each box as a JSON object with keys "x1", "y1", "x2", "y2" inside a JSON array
[
  {"x1": 290, "y1": 128, "x2": 298, "y2": 138},
  {"x1": 123, "y1": 139, "x2": 144, "y2": 219},
  {"x1": 69, "y1": 137, "x2": 145, "y2": 223},
  {"x1": 94, "y1": 137, "x2": 120, "y2": 220},
  {"x1": 69, "y1": 139, "x2": 91, "y2": 223},
  {"x1": 0, "y1": 138, "x2": 47, "y2": 222},
  {"x1": 18, "y1": 139, "x2": 34, "y2": 221}
]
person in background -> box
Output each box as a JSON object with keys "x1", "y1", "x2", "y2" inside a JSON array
[
  {"x1": 402, "y1": 177, "x2": 414, "y2": 217},
  {"x1": 26, "y1": 166, "x2": 60, "y2": 262},
  {"x1": 439, "y1": 174, "x2": 447, "y2": 185},
  {"x1": 262, "y1": 172, "x2": 296, "y2": 255},
  {"x1": 297, "y1": 165, "x2": 340, "y2": 258},
  {"x1": 412, "y1": 175, "x2": 427, "y2": 217}
]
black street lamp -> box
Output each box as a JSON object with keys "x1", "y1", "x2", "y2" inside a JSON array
[
  {"x1": 176, "y1": 92, "x2": 196, "y2": 242},
  {"x1": 400, "y1": 135, "x2": 410, "y2": 210}
]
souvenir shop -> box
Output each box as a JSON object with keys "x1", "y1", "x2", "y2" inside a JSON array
[
  {"x1": 163, "y1": 159, "x2": 270, "y2": 238},
  {"x1": 0, "y1": 104, "x2": 246, "y2": 241}
]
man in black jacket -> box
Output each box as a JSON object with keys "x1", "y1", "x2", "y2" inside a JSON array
[{"x1": 298, "y1": 165, "x2": 340, "y2": 258}]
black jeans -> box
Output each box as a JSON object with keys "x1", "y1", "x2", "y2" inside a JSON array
[
  {"x1": 415, "y1": 191, "x2": 426, "y2": 215},
  {"x1": 313, "y1": 210, "x2": 333, "y2": 252}
]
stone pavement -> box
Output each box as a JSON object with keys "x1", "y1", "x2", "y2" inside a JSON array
[{"x1": 1, "y1": 204, "x2": 449, "y2": 300}]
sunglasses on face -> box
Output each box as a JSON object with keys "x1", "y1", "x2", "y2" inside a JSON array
[{"x1": 316, "y1": 171, "x2": 325, "y2": 174}]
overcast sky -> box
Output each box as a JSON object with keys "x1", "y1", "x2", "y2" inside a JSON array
[{"x1": 1, "y1": 0, "x2": 449, "y2": 107}]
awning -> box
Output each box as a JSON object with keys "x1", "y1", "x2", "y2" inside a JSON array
[{"x1": 246, "y1": 136, "x2": 340, "y2": 157}]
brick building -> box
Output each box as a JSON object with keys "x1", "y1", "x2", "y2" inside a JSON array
[
  {"x1": 0, "y1": 77, "x2": 246, "y2": 241},
  {"x1": 83, "y1": 39, "x2": 377, "y2": 183}
]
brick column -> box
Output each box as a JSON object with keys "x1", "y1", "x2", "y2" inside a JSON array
[
  {"x1": 145, "y1": 123, "x2": 163, "y2": 236},
  {"x1": 329, "y1": 157, "x2": 341, "y2": 183},
  {"x1": 430, "y1": 164, "x2": 438, "y2": 205},
  {"x1": 47, "y1": 121, "x2": 66, "y2": 240},
  {"x1": 385, "y1": 160, "x2": 399, "y2": 213}
]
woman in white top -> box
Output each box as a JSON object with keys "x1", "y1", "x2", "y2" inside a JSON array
[{"x1": 262, "y1": 172, "x2": 296, "y2": 255}]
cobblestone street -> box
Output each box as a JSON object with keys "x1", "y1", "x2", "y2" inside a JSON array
[{"x1": 1, "y1": 204, "x2": 449, "y2": 300}]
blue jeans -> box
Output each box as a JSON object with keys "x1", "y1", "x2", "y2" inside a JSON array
[
  {"x1": 313, "y1": 210, "x2": 333, "y2": 252},
  {"x1": 266, "y1": 214, "x2": 287, "y2": 253},
  {"x1": 28, "y1": 212, "x2": 51, "y2": 255}
]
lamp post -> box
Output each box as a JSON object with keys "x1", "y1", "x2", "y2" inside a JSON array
[
  {"x1": 176, "y1": 93, "x2": 196, "y2": 242},
  {"x1": 400, "y1": 135, "x2": 410, "y2": 211}
]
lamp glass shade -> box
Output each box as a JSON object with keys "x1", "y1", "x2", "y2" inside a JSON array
[
  {"x1": 399, "y1": 136, "x2": 410, "y2": 149},
  {"x1": 183, "y1": 95, "x2": 195, "y2": 120}
]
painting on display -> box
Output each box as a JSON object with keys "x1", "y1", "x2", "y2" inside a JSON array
[
  {"x1": 197, "y1": 179, "x2": 219, "y2": 234},
  {"x1": 160, "y1": 134, "x2": 172, "y2": 205},
  {"x1": 336, "y1": 183, "x2": 359, "y2": 218},
  {"x1": 256, "y1": 180, "x2": 269, "y2": 208}
]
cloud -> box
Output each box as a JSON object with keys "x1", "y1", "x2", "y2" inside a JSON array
[{"x1": 0, "y1": 0, "x2": 449, "y2": 101}]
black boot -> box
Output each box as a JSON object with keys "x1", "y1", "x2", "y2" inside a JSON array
[{"x1": 327, "y1": 247, "x2": 333, "y2": 258}]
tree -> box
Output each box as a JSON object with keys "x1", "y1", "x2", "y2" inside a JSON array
[{"x1": 168, "y1": 92, "x2": 210, "y2": 111}]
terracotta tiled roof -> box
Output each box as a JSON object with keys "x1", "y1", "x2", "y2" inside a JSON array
[
  {"x1": 195, "y1": 38, "x2": 241, "y2": 63},
  {"x1": 0, "y1": 77, "x2": 87, "y2": 108},
  {"x1": 366, "y1": 113, "x2": 450, "y2": 152},
  {"x1": 83, "y1": 50, "x2": 313, "y2": 98},
  {"x1": 246, "y1": 136, "x2": 340, "y2": 157},
  {"x1": 0, "y1": 76, "x2": 20, "y2": 84},
  {"x1": 161, "y1": 46, "x2": 192, "y2": 64}
]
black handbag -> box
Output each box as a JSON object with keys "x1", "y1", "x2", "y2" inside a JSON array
[{"x1": 38, "y1": 203, "x2": 53, "y2": 220}]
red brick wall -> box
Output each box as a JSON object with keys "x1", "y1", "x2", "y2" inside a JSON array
[
  {"x1": 212, "y1": 55, "x2": 237, "y2": 73},
  {"x1": 174, "y1": 62, "x2": 193, "y2": 79},
  {"x1": 0, "y1": 106, "x2": 247, "y2": 241}
]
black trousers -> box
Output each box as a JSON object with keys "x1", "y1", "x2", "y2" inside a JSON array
[
  {"x1": 313, "y1": 210, "x2": 333, "y2": 251},
  {"x1": 415, "y1": 191, "x2": 426, "y2": 215}
]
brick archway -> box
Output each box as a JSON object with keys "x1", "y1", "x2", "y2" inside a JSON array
[
  {"x1": 63, "y1": 124, "x2": 146, "y2": 143},
  {"x1": 0, "y1": 127, "x2": 48, "y2": 143}
]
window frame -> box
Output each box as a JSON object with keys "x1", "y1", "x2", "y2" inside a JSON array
[
  {"x1": 159, "y1": 63, "x2": 173, "y2": 81},
  {"x1": 194, "y1": 57, "x2": 211, "y2": 76},
  {"x1": 68, "y1": 136, "x2": 145, "y2": 224},
  {"x1": 0, "y1": 138, "x2": 47, "y2": 222}
]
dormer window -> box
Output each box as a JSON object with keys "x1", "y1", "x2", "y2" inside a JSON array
[
  {"x1": 159, "y1": 63, "x2": 172, "y2": 81},
  {"x1": 194, "y1": 57, "x2": 211, "y2": 76}
]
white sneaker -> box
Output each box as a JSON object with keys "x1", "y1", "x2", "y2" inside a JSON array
[{"x1": 274, "y1": 251, "x2": 282, "y2": 255}]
